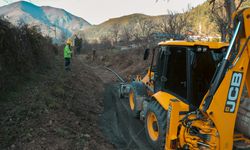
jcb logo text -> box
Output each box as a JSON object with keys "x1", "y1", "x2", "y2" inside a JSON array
[{"x1": 224, "y1": 72, "x2": 243, "y2": 113}]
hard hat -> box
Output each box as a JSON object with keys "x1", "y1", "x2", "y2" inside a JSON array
[{"x1": 66, "y1": 39, "x2": 72, "y2": 45}]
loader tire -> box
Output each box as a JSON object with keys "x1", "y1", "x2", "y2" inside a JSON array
[
  {"x1": 236, "y1": 88, "x2": 250, "y2": 137},
  {"x1": 129, "y1": 82, "x2": 147, "y2": 118},
  {"x1": 145, "y1": 100, "x2": 167, "y2": 150}
]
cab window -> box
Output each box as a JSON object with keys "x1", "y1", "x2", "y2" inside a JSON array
[{"x1": 164, "y1": 47, "x2": 187, "y2": 99}]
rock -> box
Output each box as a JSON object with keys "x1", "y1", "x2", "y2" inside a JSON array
[
  {"x1": 27, "y1": 133, "x2": 32, "y2": 137},
  {"x1": 75, "y1": 121, "x2": 80, "y2": 125},
  {"x1": 49, "y1": 120, "x2": 53, "y2": 125},
  {"x1": 11, "y1": 144, "x2": 15, "y2": 149},
  {"x1": 84, "y1": 134, "x2": 91, "y2": 138}
]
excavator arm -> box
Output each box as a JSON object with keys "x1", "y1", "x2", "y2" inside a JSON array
[
  {"x1": 198, "y1": 8, "x2": 250, "y2": 149},
  {"x1": 202, "y1": 7, "x2": 250, "y2": 112},
  {"x1": 242, "y1": 9, "x2": 250, "y2": 96},
  {"x1": 229, "y1": 8, "x2": 250, "y2": 98}
]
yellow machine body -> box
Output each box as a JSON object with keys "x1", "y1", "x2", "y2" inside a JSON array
[
  {"x1": 139, "y1": 41, "x2": 229, "y2": 112},
  {"x1": 165, "y1": 8, "x2": 250, "y2": 150},
  {"x1": 128, "y1": 8, "x2": 250, "y2": 150},
  {"x1": 158, "y1": 41, "x2": 229, "y2": 49}
]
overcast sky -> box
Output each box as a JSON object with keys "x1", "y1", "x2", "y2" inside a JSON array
[{"x1": 0, "y1": 0, "x2": 206, "y2": 24}]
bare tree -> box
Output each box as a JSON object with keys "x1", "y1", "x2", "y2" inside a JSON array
[
  {"x1": 157, "y1": 0, "x2": 245, "y2": 41},
  {"x1": 159, "y1": 10, "x2": 191, "y2": 37},
  {"x1": 209, "y1": 0, "x2": 246, "y2": 41},
  {"x1": 210, "y1": 3, "x2": 228, "y2": 41},
  {"x1": 158, "y1": 15, "x2": 168, "y2": 33},
  {"x1": 121, "y1": 25, "x2": 133, "y2": 44},
  {"x1": 133, "y1": 18, "x2": 156, "y2": 47},
  {"x1": 99, "y1": 35, "x2": 113, "y2": 49},
  {"x1": 139, "y1": 19, "x2": 155, "y2": 37},
  {"x1": 210, "y1": 0, "x2": 240, "y2": 23},
  {"x1": 110, "y1": 24, "x2": 121, "y2": 45}
]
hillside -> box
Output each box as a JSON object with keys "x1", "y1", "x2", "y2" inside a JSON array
[
  {"x1": 80, "y1": 5, "x2": 213, "y2": 42},
  {"x1": 0, "y1": 1, "x2": 91, "y2": 43},
  {"x1": 0, "y1": 18, "x2": 114, "y2": 149},
  {"x1": 81, "y1": 0, "x2": 250, "y2": 43},
  {"x1": 1, "y1": 1, "x2": 250, "y2": 149},
  {"x1": 188, "y1": 0, "x2": 250, "y2": 35},
  {"x1": 81, "y1": 13, "x2": 162, "y2": 42},
  {"x1": 80, "y1": 3, "x2": 212, "y2": 42}
]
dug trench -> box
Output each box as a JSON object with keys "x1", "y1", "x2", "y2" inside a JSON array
[
  {"x1": 80, "y1": 48, "x2": 155, "y2": 149},
  {"x1": 100, "y1": 84, "x2": 153, "y2": 150},
  {"x1": 2, "y1": 47, "x2": 250, "y2": 149},
  {"x1": 0, "y1": 48, "x2": 153, "y2": 150},
  {"x1": 82, "y1": 48, "x2": 250, "y2": 150}
]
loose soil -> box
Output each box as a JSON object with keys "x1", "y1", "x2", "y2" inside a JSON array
[
  {"x1": 0, "y1": 56, "x2": 115, "y2": 150},
  {"x1": 0, "y1": 48, "x2": 151, "y2": 150},
  {"x1": 81, "y1": 49, "x2": 155, "y2": 150},
  {"x1": 6, "y1": 48, "x2": 249, "y2": 150}
]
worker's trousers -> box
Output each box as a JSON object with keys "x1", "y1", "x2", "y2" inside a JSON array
[{"x1": 65, "y1": 58, "x2": 71, "y2": 71}]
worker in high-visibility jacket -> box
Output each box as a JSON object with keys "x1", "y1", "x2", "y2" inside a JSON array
[{"x1": 64, "y1": 39, "x2": 73, "y2": 71}]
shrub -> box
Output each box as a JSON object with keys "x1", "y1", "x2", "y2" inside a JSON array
[{"x1": 0, "y1": 19, "x2": 57, "y2": 93}]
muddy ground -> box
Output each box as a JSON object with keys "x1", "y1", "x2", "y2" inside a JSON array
[
  {"x1": 0, "y1": 48, "x2": 153, "y2": 150},
  {"x1": 80, "y1": 48, "x2": 154, "y2": 149},
  {"x1": 1, "y1": 47, "x2": 250, "y2": 150},
  {"x1": 81, "y1": 49, "x2": 155, "y2": 150},
  {"x1": 100, "y1": 84, "x2": 153, "y2": 150}
]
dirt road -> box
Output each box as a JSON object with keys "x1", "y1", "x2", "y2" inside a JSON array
[
  {"x1": 100, "y1": 84, "x2": 153, "y2": 150},
  {"x1": 0, "y1": 51, "x2": 153, "y2": 150},
  {"x1": 80, "y1": 55, "x2": 153, "y2": 150}
]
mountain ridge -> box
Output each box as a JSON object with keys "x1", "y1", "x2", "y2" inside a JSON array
[
  {"x1": 81, "y1": 13, "x2": 163, "y2": 42},
  {"x1": 0, "y1": 1, "x2": 91, "y2": 43}
]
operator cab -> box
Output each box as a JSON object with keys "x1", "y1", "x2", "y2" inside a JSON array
[{"x1": 150, "y1": 41, "x2": 228, "y2": 109}]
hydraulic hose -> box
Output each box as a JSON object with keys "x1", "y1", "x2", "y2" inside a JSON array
[
  {"x1": 202, "y1": 21, "x2": 242, "y2": 112},
  {"x1": 103, "y1": 66, "x2": 125, "y2": 83}
]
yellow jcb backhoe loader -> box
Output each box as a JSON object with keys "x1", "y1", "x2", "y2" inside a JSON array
[{"x1": 120, "y1": 7, "x2": 250, "y2": 149}]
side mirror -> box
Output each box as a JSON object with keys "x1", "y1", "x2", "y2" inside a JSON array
[{"x1": 143, "y1": 48, "x2": 150, "y2": 60}]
